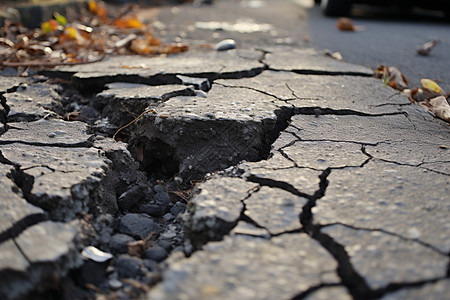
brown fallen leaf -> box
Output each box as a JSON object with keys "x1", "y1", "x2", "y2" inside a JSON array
[
  {"x1": 376, "y1": 65, "x2": 409, "y2": 91},
  {"x1": 420, "y1": 95, "x2": 450, "y2": 123},
  {"x1": 337, "y1": 17, "x2": 355, "y2": 31},
  {"x1": 336, "y1": 18, "x2": 364, "y2": 32},
  {"x1": 417, "y1": 39, "x2": 439, "y2": 56}
]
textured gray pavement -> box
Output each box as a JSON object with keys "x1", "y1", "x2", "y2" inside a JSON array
[{"x1": 0, "y1": 0, "x2": 449, "y2": 299}]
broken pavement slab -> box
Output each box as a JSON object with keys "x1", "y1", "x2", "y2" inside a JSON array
[
  {"x1": 3, "y1": 83, "x2": 63, "y2": 122},
  {"x1": 313, "y1": 160, "x2": 450, "y2": 254},
  {"x1": 216, "y1": 70, "x2": 407, "y2": 115},
  {"x1": 320, "y1": 224, "x2": 448, "y2": 290},
  {"x1": 43, "y1": 50, "x2": 266, "y2": 90},
  {"x1": 0, "y1": 119, "x2": 93, "y2": 147},
  {"x1": 0, "y1": 164, "x2": 45, "y2": 243},
  {"x1": 129, "y1": 83, "x2": 283, "y2": 180},
  {"x1": 148, "y1": 234, "x2": 341, "y2": 300},
  {"x1": 0, "y1": 221, "x2": 80, "y2": 300}
]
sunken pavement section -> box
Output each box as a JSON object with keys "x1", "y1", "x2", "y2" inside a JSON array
[{"x1": 0, "y1": 46, "x2": 449, "y2": 299}]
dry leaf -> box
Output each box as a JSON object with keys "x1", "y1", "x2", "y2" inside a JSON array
[
  {"x1": 337, "y1": 18, "x2": 355, "y2": 31},
  {"x1": 417, "y1": 39, "x2": 439, "y2": 56},
  {"x1": 113, "y1": 16, "x2": 144, "y2": 29},
  {"x1": 420, "y1": 95, "x2": 450, "y2": 122},
  {"x1": 421, "y1": 78, "x2": 444, "y2": 95},
  {"x1": 127, "y1": 240, "x2": 146, "y2": 257},
  {"x1": 376, "y1": 65, "x2": 409, "y2": 91}
]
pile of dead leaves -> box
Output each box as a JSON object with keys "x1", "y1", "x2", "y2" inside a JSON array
[
  {"x1": 0, "y1": 0, "x2": 188, "y2": 72},
  {"x1": 376, "y1": 65, "x2": 450, "y2": 123}
]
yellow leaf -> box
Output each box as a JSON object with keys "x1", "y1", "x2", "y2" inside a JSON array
[
  {"x1": 41, "y1": 21, "x2": 51, "y2": 34},
  {"x1": 89, "y1": 0, "x2": 97, "y2": 13},
  {"x1": 65, "y1": 27, "x2": 77, "y2": 40},
  {"x1": 421, "y1": 79, "x2": 444, "y2": 94}
]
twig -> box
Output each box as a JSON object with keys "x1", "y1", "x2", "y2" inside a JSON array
[{"x1": 112, "y1": 108, "x2": 157, "y2": 140}]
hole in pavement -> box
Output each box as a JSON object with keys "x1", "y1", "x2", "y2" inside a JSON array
[{"x1": 134, "y1": 137, "x2": 181, "y2": 180}]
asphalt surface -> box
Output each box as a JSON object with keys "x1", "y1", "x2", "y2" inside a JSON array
[
  {"x1": 307, "y1": 3, "x2": 450, "y2": 91},
  {"x1": 0, "y1": 1, "x2": 449, "y2": 300}
]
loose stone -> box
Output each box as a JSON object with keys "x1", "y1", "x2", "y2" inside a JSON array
[
  {"x1": 119, "y1": 213, "x2": 157, "y2": 239},
  {"x1": 215, "y1": 39, "x2": 237, "y2": 51},
  {"x1": 110, "y1": 234, "x2": 136, "y2": 254},
  {"x1": 115, "y1": 254, "x2": 143, "y2": 278},
  {"x1": 144, "y1": 245, "x2": 168, "y2": 262}
]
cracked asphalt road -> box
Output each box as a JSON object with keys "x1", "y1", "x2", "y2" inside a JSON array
[{"x1": 0, "y1": 0, "x2": 449, "y2": 299}]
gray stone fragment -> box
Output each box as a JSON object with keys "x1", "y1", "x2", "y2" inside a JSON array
[
  {"x1": 263, "y1": 47, "x2": 373, "y2": 76},
  {"x1": 4, "y1": 83, "x2": 63, "y2": 122},
  {"x1": 381, "y1": 279, "x2": 450, "y2": 300},
  {"x1": 115, "y1": 254, "x2": 142, "y2": 278},
  {"x1": 119, "y1": 213, "x2": 157, "y2": 239},
  {"x1": 176, "y1": 75, "x2": 210, "y2": 91},
  {"x1": 109, "y1": 278, "x2": 123, "y2": 290},
  {"x1": 118, "y1": 185, "x2": 147, "y2": 211},
  {"x1": 0, "y1": 221, "x2": 80, "y2": 300},
  {"x1": 244, "y1": 186, "x2": 306, "y2": 234},
  {"x1": 109, "y1": 234, "x2": 136, "y2": 254},
  {"x1": 313, "y1": 160, "x2": 450, "y2": 253},
  {"x1": 144, "y1": 245, "x2": 168, "y2": 262},
  {"x1": 304, "y1": 286, "x2": 351, "y2": 300},
  {"x1": 187, "y1": 176, "x2": 258, "y2": 248},
  {"x1": 215, "y1": 39, "x2": 237, "y2": 51},
  {"x1": 170, "y1": 202, "x2": 186, "y2": 216},
  {"x1": 148, "y1": 234, "x2": 339, "y2": 300},
  {"x1": 153, "y1": 191, "x2": 170, "y2": 211},
  {"x1": 321, "y1": 224, "x2": 448, "y2": 290},
  {"x1": 138, "y1": 204, "x2": 164, "y2": 217},
  {"x1": 0, "y1": 119, "x2": 93, "y2": 147}
]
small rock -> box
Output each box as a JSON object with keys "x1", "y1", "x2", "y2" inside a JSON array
[
  {"x1": 115, "y1": 254, "x2": 142, "y2": 278},
  {"x1": 110, "y1": 234, "x2": 136, "y2": 253},
  {"x1": 154, "y1": 184, "x2": 166, "y2": 193},
  {"x1": 170, "y1": 202, "x2": 186, "y2": 216},
  {"x1": 81, "y1": 246, "x2": 113, "y2": 263},
  {"x1": 108, "y1": 278, "x2": 123, "y2": 290},
  {"x1": 163, "y1": 213, "x2": 175, "y2": 222},
  {"x1": 157, "y1": 239, "x2": 173, "y2": 251},
  {"x1": 119, "y1": 213, "x2": 157, "y2": 239},
  {"x1": 143, "y1": 259, "x2": 159, "y2": 272},
  {"x1": 138, "y1": 203, "x2": 164, "y2": 217},
  {"x1": 215, "y1": 39, "x2": 237, "y2": 51},
  {"x1": 118, "y1": 185, "x2": 146, "y2": 211},
  {"x1": 153, "y1": 192, "x2": 170, "y2": 211},
  {"x1": 144, "y1": 245, "x2": 168, "y2": 262}
]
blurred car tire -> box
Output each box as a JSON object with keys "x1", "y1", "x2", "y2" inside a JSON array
[{"x1": 320, "y1": 0, "x2": 352, "y2": 16}]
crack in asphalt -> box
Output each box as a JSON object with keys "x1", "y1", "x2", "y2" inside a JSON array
[
  {"x1": 290, "y1": 283, "x2": 343, "y2": 300},
  {"x1": 320, "y1": 223, "x2": 447, "y2": 257}
]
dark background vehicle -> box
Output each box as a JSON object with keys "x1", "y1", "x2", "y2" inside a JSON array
[{"x1": 316, "y1": 0, "x2": 450, "y2": 17}]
